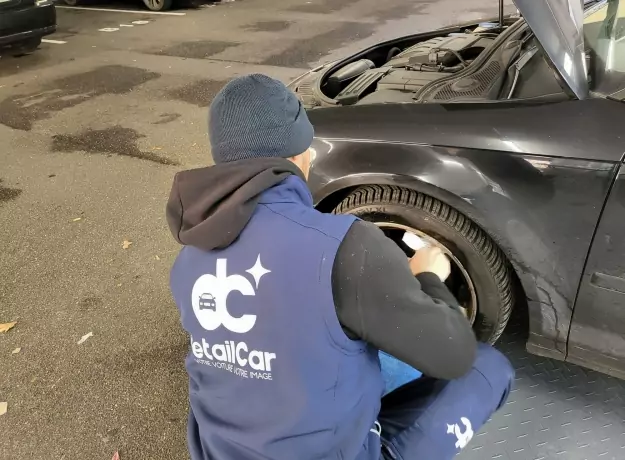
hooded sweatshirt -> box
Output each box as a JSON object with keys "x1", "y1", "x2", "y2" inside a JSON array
[{"x1": 167, "y1": 158, "x2": 477, "y2": 460}]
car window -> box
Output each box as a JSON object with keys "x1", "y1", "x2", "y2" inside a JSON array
[{"x1": 583, "y1": 0, "x2": 625, "y2": 96}]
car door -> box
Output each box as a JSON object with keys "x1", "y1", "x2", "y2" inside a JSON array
[{"x1": 568, "y1": 165, "x2": 625, "y2": 379}]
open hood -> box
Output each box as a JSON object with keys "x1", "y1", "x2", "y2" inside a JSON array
[{"x1": 514, "y1": 0, "x2": 589, "y2": 99}]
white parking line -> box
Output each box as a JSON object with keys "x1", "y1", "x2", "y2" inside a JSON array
[
  {"x1": 55, "y1": 5, "x2": 186, "y2": 15},
  {"x1": 98, "y1": 20, "x2": 152, "y2": 32},
  {"x1": 42, "y1": 39, "x2": 67, "y2": 44}
]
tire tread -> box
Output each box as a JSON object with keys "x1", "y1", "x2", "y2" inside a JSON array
[{"x1": 334, "y1": 185, "x2": 514, "y2": 343}]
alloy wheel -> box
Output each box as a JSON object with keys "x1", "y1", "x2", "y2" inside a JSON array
[{"x1": 375, "y1": 222, "x2": 477, "y2": 323}]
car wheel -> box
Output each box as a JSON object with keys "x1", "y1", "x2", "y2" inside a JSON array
[
  {"x1": 143, "y1": 0, "x2": 172, "y2": 11},
  {"x1": 11, "y1": 38, "x2": 42, "y2": 57},
  {"x1": 333, "y1": 185, "x2": 514, "y2": 344}
]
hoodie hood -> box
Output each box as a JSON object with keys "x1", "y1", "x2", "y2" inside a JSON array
[{"x1": 166, "y1": 157, "x2": 305, "y2": 251}]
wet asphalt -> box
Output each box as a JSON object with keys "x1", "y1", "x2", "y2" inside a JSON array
[{"x1": 0, "y1": 0, "x2": 504, "y2": 458}]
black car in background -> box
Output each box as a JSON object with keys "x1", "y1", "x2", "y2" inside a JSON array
[
  {"x1": 290, "y1": 0, "x2": 625, "y2": 379},
  {"x1": 61, "y1": 0, "x2": 173, "y2": 12},
  {"x1": 0, "y1": 0, "x2": 55, "y2": 56}
]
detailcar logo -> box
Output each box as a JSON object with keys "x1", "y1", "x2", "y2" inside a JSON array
[
  {"x1": 190, "y1": 255, "x2": 276, "y2": 379},
  {"x1": 191, "y1": 255, "x2": 271, "y2": 334}
]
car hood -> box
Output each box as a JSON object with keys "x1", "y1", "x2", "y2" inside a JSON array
[{"x1": 514, "y1": 0, "x2": 589, "y2": 99}]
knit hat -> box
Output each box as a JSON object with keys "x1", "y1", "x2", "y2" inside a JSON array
[{"x1": 208, "y1": 74, "x2": 314, "y2": 164}]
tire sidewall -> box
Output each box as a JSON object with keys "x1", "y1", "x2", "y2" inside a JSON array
[
  {"x1": 340, "y1": 202, "x2": 503, "y2": 342},
  {"x1": 143, "y1": 0, "x2": 173, "y2": 11}
]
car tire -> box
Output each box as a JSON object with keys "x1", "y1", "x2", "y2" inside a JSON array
[
  {"x1": 333, "y1": 185, "x2": 514, "y2": 344},
  {"x1": 11, "y1": 38, "x2": 42, "y2": 57},
  {"x1": 143, "y1": 0, "x2": 173, "y2": 11}
]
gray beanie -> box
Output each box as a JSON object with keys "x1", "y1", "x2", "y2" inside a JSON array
[{"x1": 208, "y1": 74, "x2": 314, "y2": 164}]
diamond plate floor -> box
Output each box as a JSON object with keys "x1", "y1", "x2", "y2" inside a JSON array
[{"x1": 458, "y1": 326, "x2": 625, "y2": 460}]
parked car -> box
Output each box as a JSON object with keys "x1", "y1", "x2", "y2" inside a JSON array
[
  {"x1": 290, "y1": 0, "x2": 625, "y2": 379},
  {"x1": 0, "y1": 0, "x2": 56, "y2": 56},
  {"x1": 61, "y1": 0, "x2": 173, "y2": 12}
]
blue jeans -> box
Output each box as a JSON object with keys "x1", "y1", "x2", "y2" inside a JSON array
[
  {"x1": 379, "y1": 351, "x2": 423, "y2": 396},
  {"x1": 378, "y1": 343, "x2": 514, "y2": 459}
]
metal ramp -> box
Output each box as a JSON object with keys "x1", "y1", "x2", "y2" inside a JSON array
[{"x1": 458, "y1": 322, "x2": 625, "y2": 460}]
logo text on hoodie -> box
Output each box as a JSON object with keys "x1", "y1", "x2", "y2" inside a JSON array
[{"x1": 190, "y1": 256, "x2": 275, "y2": 380}]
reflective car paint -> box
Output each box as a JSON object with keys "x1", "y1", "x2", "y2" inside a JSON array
[
  {"x1": 306, "y1": 98, "x2": 625, "y2": 162},
  {"x1": 306, "y1": 98, "x2": 625, "y2": 365},
  {"x1": 514, "y1": 0, "x2": 589, "y2": 99},
  {"x1": 0, "y1": 0, "x2": 56, "y2": 47},
  {"x1": 568, "y1": 166, "x2": 625, "y2": 378}
]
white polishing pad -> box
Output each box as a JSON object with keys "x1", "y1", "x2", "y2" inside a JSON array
[{"x1": 402, "y1": 232, "x2": 428, "y2": 251}]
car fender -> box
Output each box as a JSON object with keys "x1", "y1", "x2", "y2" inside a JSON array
[{"x1": 309, "y1": 137, "x2": 616, "y2": 359}]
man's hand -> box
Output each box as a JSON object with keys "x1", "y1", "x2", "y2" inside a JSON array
[{"x1": 409, "y1": 247, "x2": 451, "y2": 281}]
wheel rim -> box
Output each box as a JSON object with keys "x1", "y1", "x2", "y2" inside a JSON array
[
  {"x1": 148, "y1": 0, "x2": 162, "y2": 9},
  {"x1": 374, "y1": 222, "x2": 478, "y2": 324}
]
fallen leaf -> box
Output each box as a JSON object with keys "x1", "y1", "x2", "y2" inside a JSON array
[
  {"x1": 12, "y1": 348, "x2": 21, "y2": 354},
  {"x1": 152, "y1": 147, "x2": 162, "y2": 151},
  {"x1": 72, "y1": 217, "x2": 82, "y2": 222},
  {"x1": 77, "y1": 331, "x2": 94, "y2": 345},
  {"x1": 0, "y1": 402, "x2": 7, "y2": 416},
  {"x1": 0, "y1": 321, "x2": 17, "y2": 333},
  {"x1": 117, "y1": 283, "x2": 122, "y2": 287},
  {"x1": 122, "y1": 240, "x2": 132, "y2": 249},
  {"x1": 112, "y1": 451, "x2": 120, "y2": 460},
  {"x1": 155, "y1": 255, "x2": 160, "y2": 261}
]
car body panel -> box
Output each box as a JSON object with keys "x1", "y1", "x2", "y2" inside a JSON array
[
  {"x1": 306, "y1": 98, "x2": 625, "y2": 162},
  {"x1": 307, "y1": 98, "x2": 625, "y2": 359},
  {"x1": 514, "y1": 0, "x2": 589, "y2": 99},
  {"x1": 568, "y1": 166, "x2": 625, "y2": 379},
  {"x1": 0, "y1": 0, "x2": 56, "y2": 47}
]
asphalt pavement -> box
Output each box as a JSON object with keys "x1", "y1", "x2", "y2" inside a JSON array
[{"x1": 0, "y1": 0, "x2": 504, "y2": 458}]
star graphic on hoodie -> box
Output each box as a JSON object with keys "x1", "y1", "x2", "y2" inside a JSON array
[{"x1": 246, "y1": 255, "x2": 271, "y2": 288}]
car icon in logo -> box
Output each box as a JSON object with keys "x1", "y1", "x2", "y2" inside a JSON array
[{"x1": 198, "y1": 293, "x2": 217, "y2": 311}]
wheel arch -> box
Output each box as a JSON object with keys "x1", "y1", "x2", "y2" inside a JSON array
[{"x1": 314, "y1": 174, "x2": 532, "y2": 340}]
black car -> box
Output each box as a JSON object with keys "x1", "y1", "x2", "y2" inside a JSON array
[
  {"x1": 61, "y1": 0, "x2": 173, "y2": 12},
  {"x1": 0, "y1": 0, "x2": 56, "y2": 56},
  {"x1": 290, "y1": 0, "x2": 625, "y2": 379}
]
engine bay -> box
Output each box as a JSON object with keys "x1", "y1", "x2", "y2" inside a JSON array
[
  {"x1": 332, "y1": 32, "x2": 498, "y2": 103},
  {"x1": 292, "y1": 18, "x2": 566, "y2": 108}
]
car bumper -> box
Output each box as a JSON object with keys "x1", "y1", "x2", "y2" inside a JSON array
[{"x1": 0, "y1": 2, "x2": 56, "y2": 46}]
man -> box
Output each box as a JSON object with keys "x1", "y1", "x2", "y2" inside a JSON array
[{"x1": 167, "y1": 74, "x2": 514, "y2": 460}]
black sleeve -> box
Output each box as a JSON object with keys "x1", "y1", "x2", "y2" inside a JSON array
[{"x1": 331, "y1": 220, "x2": 478, "y2": 380}]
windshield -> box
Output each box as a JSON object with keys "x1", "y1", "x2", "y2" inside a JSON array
[{"x1": 583, "y1": 0, "x2": 625, "y2": 97}]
